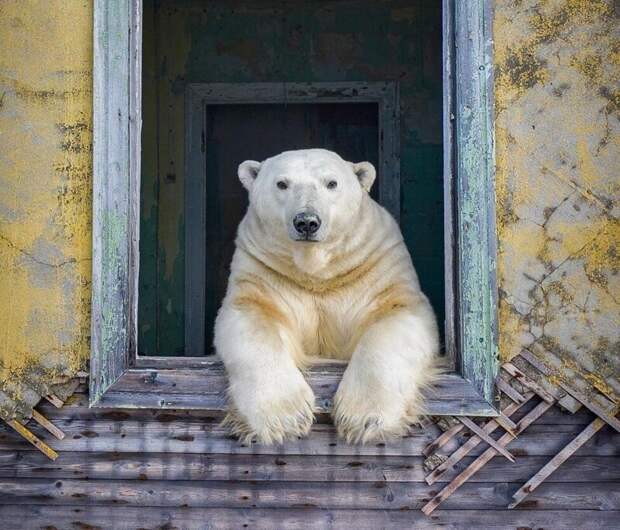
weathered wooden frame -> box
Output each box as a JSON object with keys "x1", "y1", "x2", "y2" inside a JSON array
[
  {"x1": 91, "y1": 0, "x2": 499, "y2": 416},
  {"x1": 184, "y1": 81, "x2": 400, "y2": 356}
]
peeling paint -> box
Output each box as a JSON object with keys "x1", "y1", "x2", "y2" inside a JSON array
[
  {"x1": 0, "y1": 1, "x2": 93, "y2": 416},
  {"x1": 495, "y1": 0, "x2": 619, "y2": 399}
]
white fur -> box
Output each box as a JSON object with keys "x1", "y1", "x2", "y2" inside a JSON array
[{"x1": 214, "y1": 149, "x2": 439, "y2": 444}]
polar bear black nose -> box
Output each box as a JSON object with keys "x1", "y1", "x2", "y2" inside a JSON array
[{"x1": 293, "y1": 212, "x2": 321, "y2": 235}]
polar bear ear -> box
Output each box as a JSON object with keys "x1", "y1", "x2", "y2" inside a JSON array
[
  {"x1": 351, "y1": 161, "x2": 376, "y2": 193},
  {"x1": 238, "y1": 160, "x2": 262, "y2": 191}
]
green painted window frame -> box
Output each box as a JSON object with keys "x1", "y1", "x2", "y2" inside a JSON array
[{"x1": 90, "y1": 0, "x2": 499, "y2": 416}]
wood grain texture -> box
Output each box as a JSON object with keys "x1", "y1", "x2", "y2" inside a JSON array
[
  {"x1": 1, "y1": 416, "x2": 617, "y2": 457},
  {"x1": 422, "y1": 400, "x2": 555, "y2": 514},
  {"x1": 2, "y1": 451, "x2": 618, "y2": 484},
  {"x1": 509, "y1": 416, "x2": 609, "y2": 509},
  {"x1": 1, "y1": 478, "x2": 618, "y2": 511},
  {"x1": 92, "y1": 365, "x2": 498, "y2": 416},
  {"x1": 452, "y1": 0, "x2": 499, "y2": 407},
  {"x1": 91, "y1": 0, "x2": 135, "y2": 404},
  {"x1": 2, "y1": 506, "x2": 619, "y2": 530}
]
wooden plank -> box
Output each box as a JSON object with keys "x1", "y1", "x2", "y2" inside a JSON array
[
  {"x1": 515, "y1": 351, "x2": 581, "y2": 412},
  {"x1": 453, "y1": 0, "x2": 499, "y2": 405},
  {"x1": 31, "y1": 410, "x2": 65, "y2": 440},
  {"x1": 441, "y1": 0, "x2": 457, "y2": 370},
  {"x1": 1, "y1": 478, "x2": 619, "y2": 511},
  {"x1": 502, "y1": 363, "x2": 555, "y2": 403},
  {"x1": 6, "y1": 421, "x2": 57, "y2": 461},
  {"x1": 494, "y1": 413, "x2": 518, "y2": 435},
  {"x1": 43, "y1": 394, "x2": 63, "y2": 408},
  {"x1": 423, "y1": 422, "x2": 464, "y2": 456},
  {"x1": 422, "y1": 400, "x2": 554, "y2": 515},
  {"x1": 509, "y1": 415, "x2": 614, "y2": 508},
  {"x1": 91, "y1": 0, "x2": 134, "y2": 404},
  {"x1": 94, "y1": 368, "x2": 498, "y2": 416},
  {"x1": 2, "y1": 506, "x2": 620, "y2": 530},
  {"x1": 2, "y1": 451, "x2": 619, "y2": 483},
  {"x1": 496, "y1": 376, "x2": 526, "y2": 403},
  {"x1": 35, "y1": 390, "x2": 598, "y2": 425},
  {"x1": 522, "y1": 348, "x2": 619, "y2": 407},
  {"x1": 519, "y1": 350, "x2": 620, "y2": 432},
  {"x1": 425, "y1": 395, "x2": 532, "y2": 485},
  {"x1": 458, "y1": 417, "x2": 515, "y2": 462},
  {"x1": 2, "y1": 417, "x2": 617, "y2": 457}
]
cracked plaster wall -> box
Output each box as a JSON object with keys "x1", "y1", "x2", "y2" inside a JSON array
[
  {"x1": 495, "y1": 0, "x2": 619, "y2": 398},
  {"x1": 0, "y1": 0, "x2": 617, "y2": 416},
  {"x1": 0, "y1": 1, "x2": 92, "y2": 413}
]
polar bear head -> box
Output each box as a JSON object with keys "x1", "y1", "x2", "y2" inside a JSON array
[{"x1": 238, "y1": 149, "x2": 376, "y2": 245}]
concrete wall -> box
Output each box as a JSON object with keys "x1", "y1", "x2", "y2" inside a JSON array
[{"x1": 0, "y1": 0, "x2": 617, "y2": 409}]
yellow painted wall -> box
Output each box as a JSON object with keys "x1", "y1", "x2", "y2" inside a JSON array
[
  {"x1": 494, "y1": 0, "x2": 619, "y2": 398},
  {"x1": 0, "y1": 0, "x2": 617, "y2": 411},
  {"x1": 0, "y1": 1, "x2": 93, "y2": 402}
]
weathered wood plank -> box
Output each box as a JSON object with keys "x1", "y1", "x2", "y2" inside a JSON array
[
  {"x1": 458, "y1": 417, "x2": 515, "y2": 462},
  {"x1": 519, "y1": 352, "x2": 620, "y2": 433},
  {"x1": 1, "y1": 478, "x2": 619, "y2": 511},
  {"x1": 496, "y1": 376, "x2": 527, "y2": 404},
  {"x1": 1, "y1": 419, "x2": 617, "y2": 457},
  {"x1": 2, "y1": 506, "x2": 620, "y2": 530},
  {"x1": 5, "y1": 421, "x2": 57, "y2": 461},
  {"x1": 423, "y1": 422, "x2": 464, "y2": 456},
  {"x1": 91, "y1": 0, "x2": 134, "y2": 404},
  {"x1": 32, "y1": 390, "x2": 599, "y2": 425},
  {"x1": 509, "y1": 416, "x2": 609, "y2": 508},
  {"x1": 30, "y1": 410, "x2": 65, "y2": 440},
  {"x1": 422, "y1": 400, "x2": 554, "y2": 515},
  {"x1": 502, "y1": 363, "x2": 556, "y2": 404},
  {"x1": 95, "y1": 368, "x2": 498, "y2": 416},
  {"x1": 426, "y1": 398, "x2": 528, "y2": 484},
  {"x1": 453, "y1": 0, "x2": 499, "y2": 405},
  {"x1": 1, "y1": 451, "x2": 618, "y2": 484}
]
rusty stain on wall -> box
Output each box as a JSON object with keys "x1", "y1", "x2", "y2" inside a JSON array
[
  {"x1": 495, "y1": 0, "x2": 619, "y2": 398},
  {"x1": 0, "y1": 1, "x2": 92, "y2": 414}
]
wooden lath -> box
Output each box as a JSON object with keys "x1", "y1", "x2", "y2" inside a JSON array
[
  {"x1": 422, "y1": 351, "x2": 619, "y2": 515},
  {"x1": 2, "y1": 398, "x2": 67, "y2": 461}
]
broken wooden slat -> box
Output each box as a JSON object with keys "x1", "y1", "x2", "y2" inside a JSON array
[
  {"x1": 6, "y1": 420, "x2": 58, "y2": 461},
  {"x1": 494, "y1": 413, "x2": 518, "y2": 435},
  {"x1": 502, "y1": 363, "x2": 555, "y2": 403},
  {"x1": 31, "y1": 410, "x2": 65, "y2": 440},
  {"x1": 458, "y1": 417, "x2": 515, "y2": 462},
  {"x1": 422, "y1": 399, "x2": 554, "y2": 515},
  {"x1": 425, "y1": 395, "x2": 533, "y2": 485},
  {"x1": 508, "y1": 415, "x2": 610, "y2": 509},
  {"x1": 519, "y1": 350, "x2": 620, "y2": 433},
  {"x1": 44, "y1": 394, "x2": 64, "y2": 409},
  {"x1": 423, "y1": 422, "x2": 464, "y2": 456},
  {"x1": 496, "y1": 376, "x2": 526, "y2": 404}
]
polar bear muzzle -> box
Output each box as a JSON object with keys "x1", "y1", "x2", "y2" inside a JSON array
[{"x1": 292, "y1": 210, "x2": 322, "y2": 241}]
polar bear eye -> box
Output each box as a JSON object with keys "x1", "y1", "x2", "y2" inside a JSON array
[
  {"x1": 326, "y1": 180, "x2": 338, "y2": 190},
  {"x1": 276, "y1": 180, "x2": 288, "y2": 190}
]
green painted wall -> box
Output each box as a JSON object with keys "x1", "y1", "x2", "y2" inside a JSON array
[{"x1": 139, "y1": 0, "x2": 444, "y2": 355}]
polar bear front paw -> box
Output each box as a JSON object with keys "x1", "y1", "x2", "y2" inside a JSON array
[
  {"x1": 224, "y1": 376, "x2": 315, "y2": 445},
  {"x1": 333, "y1": 381, "x2": 419, "y2": 444}
]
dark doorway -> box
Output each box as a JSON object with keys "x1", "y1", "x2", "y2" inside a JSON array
[{"x1": 138, "y1": 0, "x2": 443, "y2": 357}]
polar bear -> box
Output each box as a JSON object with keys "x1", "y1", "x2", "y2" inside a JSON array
[{"x1": 214, "y1": 149, "x2": 439, "y2": 444}]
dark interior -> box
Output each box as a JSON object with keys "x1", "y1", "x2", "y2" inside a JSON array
[{"x1": 138, "y1": 0, "x2": 443, "y2": 356}]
